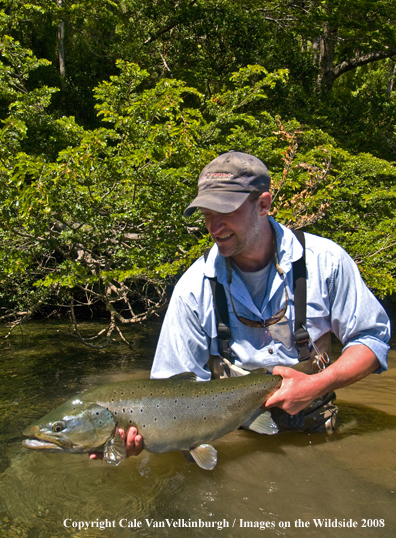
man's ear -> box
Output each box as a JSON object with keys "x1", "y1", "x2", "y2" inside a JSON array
[{"x1": 258, "y1": 192, "x2": 272, "y2": 216}]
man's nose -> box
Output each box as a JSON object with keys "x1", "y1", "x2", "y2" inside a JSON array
[{"x1": 206, "y1": 213, "x2": 225, "y2": 234}]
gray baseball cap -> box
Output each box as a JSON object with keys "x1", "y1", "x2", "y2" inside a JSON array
[{"x1": 184, "y1": 151, "x2": 271, "y2": 217}]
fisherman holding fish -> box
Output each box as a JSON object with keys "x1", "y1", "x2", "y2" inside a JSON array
[{"x1": 96, "y1": 151, "x2": 391, "y2": 459}]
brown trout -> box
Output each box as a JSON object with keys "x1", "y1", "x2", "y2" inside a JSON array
[{"x1": 23, "y1": 370, "x2": 284, "y2": 470}]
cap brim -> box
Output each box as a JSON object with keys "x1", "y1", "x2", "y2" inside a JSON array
[{"x1": 184, "y1": 191, "x2": 251, "y2": 217}]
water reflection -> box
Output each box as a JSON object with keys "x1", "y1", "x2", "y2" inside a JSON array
[{"x1": 0, "y1": 322, "x2": 395, "y2": 537}]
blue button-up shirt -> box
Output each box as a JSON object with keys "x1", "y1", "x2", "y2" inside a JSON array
[{"x1": 151, "y1": 218, "x2": 390, "y2": 381}]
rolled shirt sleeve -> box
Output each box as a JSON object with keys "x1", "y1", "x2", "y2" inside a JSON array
[{"x1": 326, "y1": 245, "x2": 390, "y2": 373}]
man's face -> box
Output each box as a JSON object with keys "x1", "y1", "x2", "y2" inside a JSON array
[{"x1": 201, "y1": 196, "x2": 266, "y2": 261}]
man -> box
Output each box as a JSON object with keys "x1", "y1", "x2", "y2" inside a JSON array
[{"x1": 91, "y1": 151, "x2": 391, "y2": 459}]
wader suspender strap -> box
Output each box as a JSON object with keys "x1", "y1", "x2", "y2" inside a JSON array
[
  {"x1": 204, "y1": 229, "x2": 308, "y2": 363},
  {"x1": 292, "y1": 230, "x2": 311, "y2": 361},
  {"x1": 204, "y1": 250, "x2": 232, "y2": 361}
]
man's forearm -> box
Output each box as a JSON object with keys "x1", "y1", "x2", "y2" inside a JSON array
[
  {"x1": 265, "y1": 344, "x2": 380, "y2": 415},
  {"x1": 312, "y1": 344, "x2": 380, "y2": 392}
]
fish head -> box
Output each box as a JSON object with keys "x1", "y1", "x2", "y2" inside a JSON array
[{"x1": 23, "y1": 398, "x2": 116, "y2": 453}]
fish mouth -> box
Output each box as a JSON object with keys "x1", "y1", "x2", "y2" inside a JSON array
[
  {"x1": 22, "y1": 438, "x2": 65, "y2": 452},
  {"x1": 23, "y1": 425, "x2": 73, "y2": 450}
]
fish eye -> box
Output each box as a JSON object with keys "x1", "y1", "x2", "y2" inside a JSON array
[{"x1": 52, "y1": 421, "x2": 66, "y2": 432}]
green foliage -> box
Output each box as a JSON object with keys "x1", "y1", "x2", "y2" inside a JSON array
[
  {"x1": 311, "y1": 151, "x2": 396, "y2": 297},
  {"x1": 0, "y1": 57, "x2": 291, "y2": 340},
  {"x1": 0, "y1": 2, "x2": 396, "y2": 343}
]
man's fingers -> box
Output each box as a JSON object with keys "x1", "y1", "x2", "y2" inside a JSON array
[
  {"x1": 125, "y1": 426, "x2": 143, "y2": 457},
  {"x1": 89, "y1": 452, "x2": 103, "y2": 460},
  {"x1": 89, "y1": 426, "x2": 143, "y2": 460}
]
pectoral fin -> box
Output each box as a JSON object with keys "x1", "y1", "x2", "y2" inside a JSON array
[
  {"x1": 188, "y1": 444, "x2": 217, "y2": 470},
  {"x1": 103, "y1": 429, "x2": 127, "y2": 466},
  {"x1": 243, "y1": 410, "x2": 279, "y2": 435},
  {"x1": 181, "y1": 449, "x2": 195, "y2": 463}
]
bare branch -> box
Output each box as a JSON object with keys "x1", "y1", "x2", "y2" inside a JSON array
[
  {"x1": 1, "y1": 286, "x2": 59, "y2": 339},
  {"x1": 332, "y1": 48, "x2": 396, "y2": 80}
]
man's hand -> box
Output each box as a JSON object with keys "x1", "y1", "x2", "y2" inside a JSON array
[
  {"x1": 264, "y1": 344, "x2": 380, "y2": 415},
  {"x1": 89, "y1": 427, "x2": 143, "y2": 460},
  {"x1": 264, "y1": 367, "x2": 317, "y2": 415}
]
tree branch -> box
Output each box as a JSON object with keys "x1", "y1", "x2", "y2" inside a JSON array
[{"x1": 330, "y1": 48, "x2": 396, "y2": 83}]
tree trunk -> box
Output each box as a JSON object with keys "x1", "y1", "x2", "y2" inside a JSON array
[
  {"x1": 386, "y1": 60, "x2": 396, "y2": 96},
  {"x1": 58, "y1": 0, "x2": 66, "y2": 79},
  {"x1": 317, "y1": 22, "x2": 337, "y2": 91}
]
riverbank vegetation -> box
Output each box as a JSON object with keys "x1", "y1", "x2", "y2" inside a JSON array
[{"x1": 1, "y1": 1, "x2": 396, "y2": 346}]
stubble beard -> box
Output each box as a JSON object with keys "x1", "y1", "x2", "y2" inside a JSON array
[{"x1": 217, "y1": 215, "x2": 264, "y2": 262}]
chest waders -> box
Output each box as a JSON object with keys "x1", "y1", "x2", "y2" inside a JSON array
[{"x1": 205, "y1": 230, "x2": 338, "y2": 433}]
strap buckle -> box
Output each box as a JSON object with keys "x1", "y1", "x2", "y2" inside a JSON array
[
  {"x1": 294, "y1": 327, "x2": 311, "y2": 361},
  {"x1": 217, "y1": 322, "x2": 232, "y2": 361}
]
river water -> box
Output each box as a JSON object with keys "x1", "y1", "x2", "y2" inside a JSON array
[{"x1": 0, "y1": 321, "x2": 395, "y2": 538}]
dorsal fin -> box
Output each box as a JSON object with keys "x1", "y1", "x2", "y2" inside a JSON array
[
  {"x1": 169, "y1": 372, "x2": 197, "y2": 381},
  {"x1": 249, "y1": 368, "x2": 267, "y2": 375}
]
